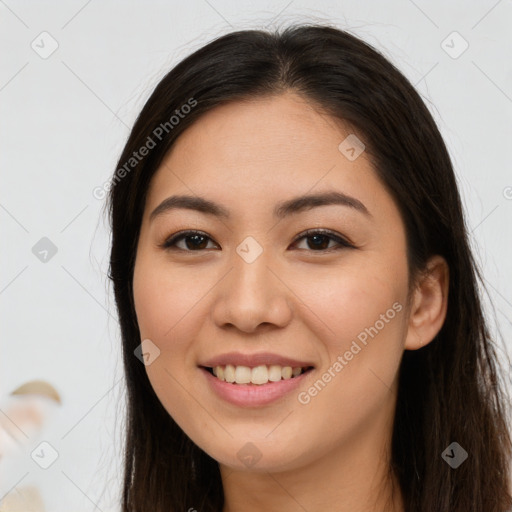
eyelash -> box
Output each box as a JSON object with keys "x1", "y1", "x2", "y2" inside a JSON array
[{"x1": 159, "y1": 229, "x2": 355, "y2": 253}]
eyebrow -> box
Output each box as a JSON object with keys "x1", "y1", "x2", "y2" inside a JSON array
[{"x1": 149, "y1": 191, "x2": 372, "y2": 222}]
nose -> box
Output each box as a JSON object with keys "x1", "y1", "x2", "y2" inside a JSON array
[{"x1": 210, "y1": 247, "x2": 293, "y2": 334}]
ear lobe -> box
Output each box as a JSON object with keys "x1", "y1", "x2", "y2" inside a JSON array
[{"x1": 404, "y1": 255, "x2": 449, "y2": 351}]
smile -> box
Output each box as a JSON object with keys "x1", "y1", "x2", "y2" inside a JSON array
[
  {"x1": 200, "y1": 365, "x2": 315, "y2": 407},
  {"x1": 204, "y1": 364, "x2": 313, "y2": 385}
]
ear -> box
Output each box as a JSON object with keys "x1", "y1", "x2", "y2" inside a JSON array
[{"x1": 404, "y1": 255, "x2": 449, "y2": 350}]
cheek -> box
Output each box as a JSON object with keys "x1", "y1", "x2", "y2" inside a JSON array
[
  {"x1": 132, "y1": 250, "x2": 217, "y2": 375},
  {"x1": 290, "y1": 258, "x2": 408, "y2": 404},
  {"x1": 294, "y1": 258, "x2": 407, "y2": 349},
  {"x1": 287, "y1": 270, "x2": 407, "y2": 452},
  {"x1": 132, "y1": 254, "x2": 209, "y2": 435},
  {"x1": 132, "y1": 252, "x2": 206, "y2": 343}
]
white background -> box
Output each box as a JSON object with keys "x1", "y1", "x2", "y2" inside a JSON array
[{"x1": 1, "y1": 0, "x2": 511, "y2": 510}]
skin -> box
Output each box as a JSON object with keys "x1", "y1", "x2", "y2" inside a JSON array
[{"x1": 132, "y1": 92, "x2": 449, "y2": 512}]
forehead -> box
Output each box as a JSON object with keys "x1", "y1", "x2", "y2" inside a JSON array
[
  {"x1": 162, "y1": 92, "x2": 349, "y2": 172},
  {"x1": 144, "y1": 92, "x2": 396, "y2": 225}
]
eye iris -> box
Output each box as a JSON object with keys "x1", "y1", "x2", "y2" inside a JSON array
[
  {"x1": 308, "y1": 234, "x2": 330, "y2": 250},
  {"x1": 186, "y1": 234, "x2": 208, "y2": 250}
]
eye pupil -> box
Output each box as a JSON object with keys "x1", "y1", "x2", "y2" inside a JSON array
[{"x1": 308, "y1": 234, "x2": 329, "y2": 250}]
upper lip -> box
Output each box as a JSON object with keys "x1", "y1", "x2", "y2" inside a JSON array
[{"x1": 200, "y1": 352, "x2": 315, "y2": 369}]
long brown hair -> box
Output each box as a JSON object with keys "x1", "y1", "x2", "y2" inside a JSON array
[{"x1": 107, "y1": 24, "x2": 512, "y2": 511}]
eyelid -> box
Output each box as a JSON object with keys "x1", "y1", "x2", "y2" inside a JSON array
[{"x1": 159, "y1": 228, "x2": 356, "y2": 252}]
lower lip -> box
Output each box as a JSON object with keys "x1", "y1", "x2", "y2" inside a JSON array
[{"x1": 200, "y1": 367, "x2": 313, "y2": 407}]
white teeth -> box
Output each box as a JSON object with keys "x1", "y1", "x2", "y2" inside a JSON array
[
  {"x1": 281, "y1": 366, "x2": 292, "y2": 379},
  {"x1": 234, "y1": 365, "x2": 251, "y2": 384},
  {"x1": 251, "y1": 365, "x2": 268, "y2": 385},
  {"x1": 210, "y1": 364, "x2": 308, "y2": 385},
  {"x1": 268, "y1": 365, "x2": 282, "y2": 382},
  {"x1": 224, "y1": 364, "x2": 235, "y2": 383}
]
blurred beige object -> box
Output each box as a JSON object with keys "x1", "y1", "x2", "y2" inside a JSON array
[
  {"x1": 0, "y1": 380, "x2": 61, "y2": 512},
  {"x1": 0, "y1": 380, "x2": 61, "y2": 457},
  {"x1": 10, "y1": 381, "x2": 61, "y2": 405},
  {"x1": 0, "y1": 485, "x2": 45, "y2": 512}
]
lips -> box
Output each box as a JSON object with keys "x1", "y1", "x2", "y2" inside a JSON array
[
  {"x1": 197, "y1": 352, "x2": 315, "y2": 406},
  {"x1": 200, "y1": 364, "x2": 314, "y2": 407}
]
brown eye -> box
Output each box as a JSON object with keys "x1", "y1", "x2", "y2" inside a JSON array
[
  {"x1": 161, "y1": 230, "x2": 218, "y2": 251},
  {"x1": 292, "y1": 229, "x2": 354, "y2": 251}
]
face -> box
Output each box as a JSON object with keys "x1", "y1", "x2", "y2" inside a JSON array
[{"x1": 132, "y1": 92, "x2": 412, "y2": 473}]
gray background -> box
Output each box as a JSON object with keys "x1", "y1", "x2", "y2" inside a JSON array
[{"x1": 1, "y1": 0, "x2": 511, "y2": 510}]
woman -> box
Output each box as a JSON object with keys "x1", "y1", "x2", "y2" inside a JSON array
[{"x1": 106, "y1": 24, "x2": 512, "y2": 511}]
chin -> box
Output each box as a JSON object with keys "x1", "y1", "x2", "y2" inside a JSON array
[{"x1": 200, "y1": 437, "x2": 309, "y2": 474}]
